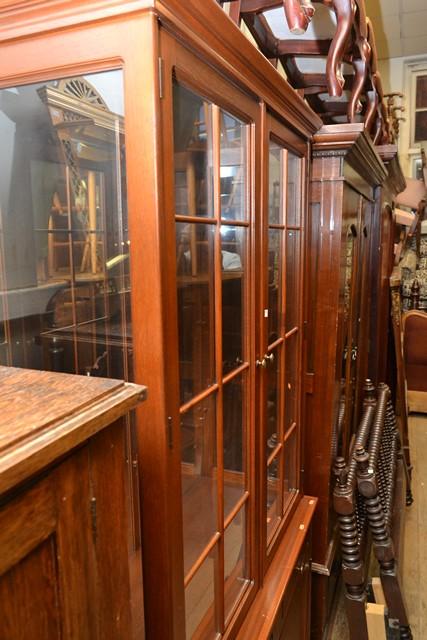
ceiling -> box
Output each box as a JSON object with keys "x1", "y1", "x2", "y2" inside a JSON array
[{"x1": 365, "y1": 0, "x2": 427, "y2": 59}]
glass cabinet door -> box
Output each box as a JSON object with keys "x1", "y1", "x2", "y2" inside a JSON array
[
  {"x1": 172, "y1": 79, "x2": 254, "y2": 638},
  {"x1": 164, "y1": 36, "x2": 308, "y2": 638},
  {"x1": 0, "y1": 70, "x2": 132, "y2": 382},
  {"x1": 263, "y1": 116, "x2": 304, "y2": 556}
]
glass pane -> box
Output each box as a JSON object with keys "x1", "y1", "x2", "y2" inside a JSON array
[
  {"x1": 0, "y1": 71, "x2": 132, "y2": 380},
  {"x1": 415, "y1": 110, "x2": 427, "y2": 142},
  {"x1": 285, "y1": 230, "x2": 300, "y2": 332},
  {"x1": 285, "y1": 335, "x2": 298, "y2": 432},
  {"x1": 268, "y1": 229, "x2": 283, "y2": 343},
  {"x1": 266, "y1": 344, "x2": 282, "y2": 457},
  {"x1": 268, "y1": 140, "x2": 283, "y2": 225},
  {"x1": 223, "y1": 374, "x2": 247, "y2": 519},
  {"x1": 176, "y1": 222, "x2": 216, "y2": 404},
  {"x1": 267, "y1": 453, "x2": 282, "y2": 544},
  {"x1": 222, "y1": 226, "x2": 246, "y2": 373},
  {"x1": 185, "y1": 547, "x2": 218, "y2": 640},
  {"x1": 286, "y1": 153, "x2": 301, "y2": 227},
  {"x1": 283, "y1": 427, "x2": 298, "y2": 513},
  {"x1": 173, "y1": 83, "x2": 213, "y2": 217},
  {"x1": 416, "y1": 75, "x2": 427, "y2": 109},
  {"x1": 224, "y1": 506, "x2": 249, "y2": 622},
  {"x1": 220, "y1": 111, "x2": 246, "y2": 221},
  {"x1": 181, "y1": 394, "x2": 218, "y2": 576}
]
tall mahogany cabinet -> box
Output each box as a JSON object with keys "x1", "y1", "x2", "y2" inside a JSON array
[
  {"x1": 303, "y1": 126, "x2": 405, "y2": 638},
  {"x1": 305, "y1": 124, "x2": 383, "y2": 637},
  {"x1": 0, "y1": 1, "x2": 321, "y2": 638}
]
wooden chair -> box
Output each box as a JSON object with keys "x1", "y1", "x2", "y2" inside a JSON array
[
  {"x1": 402, "y1": 308, "x2": 427, "y2": 413},
  {"x1": 334, "y1": 381, "x2": 413, "y2": 640}
]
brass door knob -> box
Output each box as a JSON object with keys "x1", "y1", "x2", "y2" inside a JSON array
[{"x1": 256, "y1": 353, "x2": 274, "y2": 368}]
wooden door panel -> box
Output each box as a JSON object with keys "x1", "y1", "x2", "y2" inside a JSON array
[
  {"x1": 0, "y1": 448, "x2": 95, "y2": 640},
  {"x1": 0, "y1": 419, "x2": 139, "y2": 640},
  {"x1": 0, "y1": 535, "x2": 61, "y2": 639},
  {"x1": 0, "y1": 480, "x2": 56, "y2": 576}
]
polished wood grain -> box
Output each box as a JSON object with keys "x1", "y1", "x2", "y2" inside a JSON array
[
  {"x1": 0, "y1": 366, "x2": 146, "y2": 495},
  {"x1": 0, "y1": 366, "x2": 122, "y2": 444},
  {"x1": 0, "y1": 368, "x2": 146, "y2": 639}
]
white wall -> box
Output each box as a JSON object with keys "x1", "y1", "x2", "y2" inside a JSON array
[{"x1": 379, "y1": 54, "x2": 427, "y2": 177}]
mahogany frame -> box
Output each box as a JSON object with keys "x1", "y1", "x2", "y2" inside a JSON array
[{"x1": 0, "y1": 0, "x2": 321, "y2": 638}]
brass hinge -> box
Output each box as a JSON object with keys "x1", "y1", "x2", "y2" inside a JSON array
[{"x1": 158, "y1": 57, "x2": 164, "y2": 99}]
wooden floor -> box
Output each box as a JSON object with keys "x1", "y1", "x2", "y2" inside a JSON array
[{"x1": 330, "y1": 413, "x2": 427, "y2": 640}]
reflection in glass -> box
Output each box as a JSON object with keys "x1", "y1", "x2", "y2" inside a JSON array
[
  {"x1": 181, "y1": 394, "x2": 218, "y2": 576},
  {"x1": 176, "y1": 222, "x2": 216, "y2": 404},
  {"x1": 220, "y1": 111, "x2": 246, "y2": 221},
  {"x1": 268, "y1": 141, "x2": 283, "y2": 225},
  {"x1": 285, "y1": 335, "x2": 298, "y2": 432},
  {"x1": 0, "y1": 71, "x2": 132, "y2": 380},
  {"x1": 285, "y1": 230, "x2": 300, "y2": 332},
  {"x1": 268, "y1": 229, "x2": 283, "y2": 343},
  {"x1": 185, "y1": 547, "x2": 218, "y2": 640},
  {"x1": 221, "y1": 226, "x2": 246, "y2": 373},
  {"x1": 266, "y1": 346, "x2": 281, "y2": 457},
  {"x1": 223, "y1": 375, "x2": 246, "y2": 519},
  {"x1": 286, "y1": 153, "x2": 301, "y2": 227},
  {"x1": 266, "y1": 454, "x2": 282, "y2": 544},
  {"x1": 283, "y1": 427, "x2": 298, "y2": 513},
  {"x1": 173, "y1": 83, "x2": 213, "y2": 218},
  {"x1": 224, "y1": 507, "x2": 249, "y2": 622}
]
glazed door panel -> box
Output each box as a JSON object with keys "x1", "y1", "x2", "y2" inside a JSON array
[
  {"x1": 339, "y1": 187, "x2": 360, "y2": 454},
  {"x1": 160, "y1": 31, "x2": 259, "y2": 639},
  {"x1": 262, "y1": 114, "x2": 304, "y2": 563},
  {"x1": 352, "y1": 197, "x2": 373, "y2": 430},
  {"x1": 337, "y1": 186, "x2": 373, "y2": 454}
]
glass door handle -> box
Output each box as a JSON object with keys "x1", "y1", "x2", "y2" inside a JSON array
[{"x1": 264, "y1": 353, "x2": 274, "y2": 364}]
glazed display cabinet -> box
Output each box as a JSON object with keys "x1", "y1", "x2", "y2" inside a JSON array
[{"x1": 0, "y1": 1, "x2": 320, "y2": 638}]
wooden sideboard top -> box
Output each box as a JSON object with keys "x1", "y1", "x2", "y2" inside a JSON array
[{"x1": 0, "y1": 366, "x2": 147, "y2": 494}]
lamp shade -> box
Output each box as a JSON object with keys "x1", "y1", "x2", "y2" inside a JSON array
[{"x1": 395, "y1": 178, "x2": 426, "y2": 209}]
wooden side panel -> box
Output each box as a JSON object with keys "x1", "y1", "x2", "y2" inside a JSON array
[
  {"x1": 305, "y1": 170, "x2": 344, "y2": 564},
  {"x1": 88, "y1": 420, "x2": 143, "y2": 639}
]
